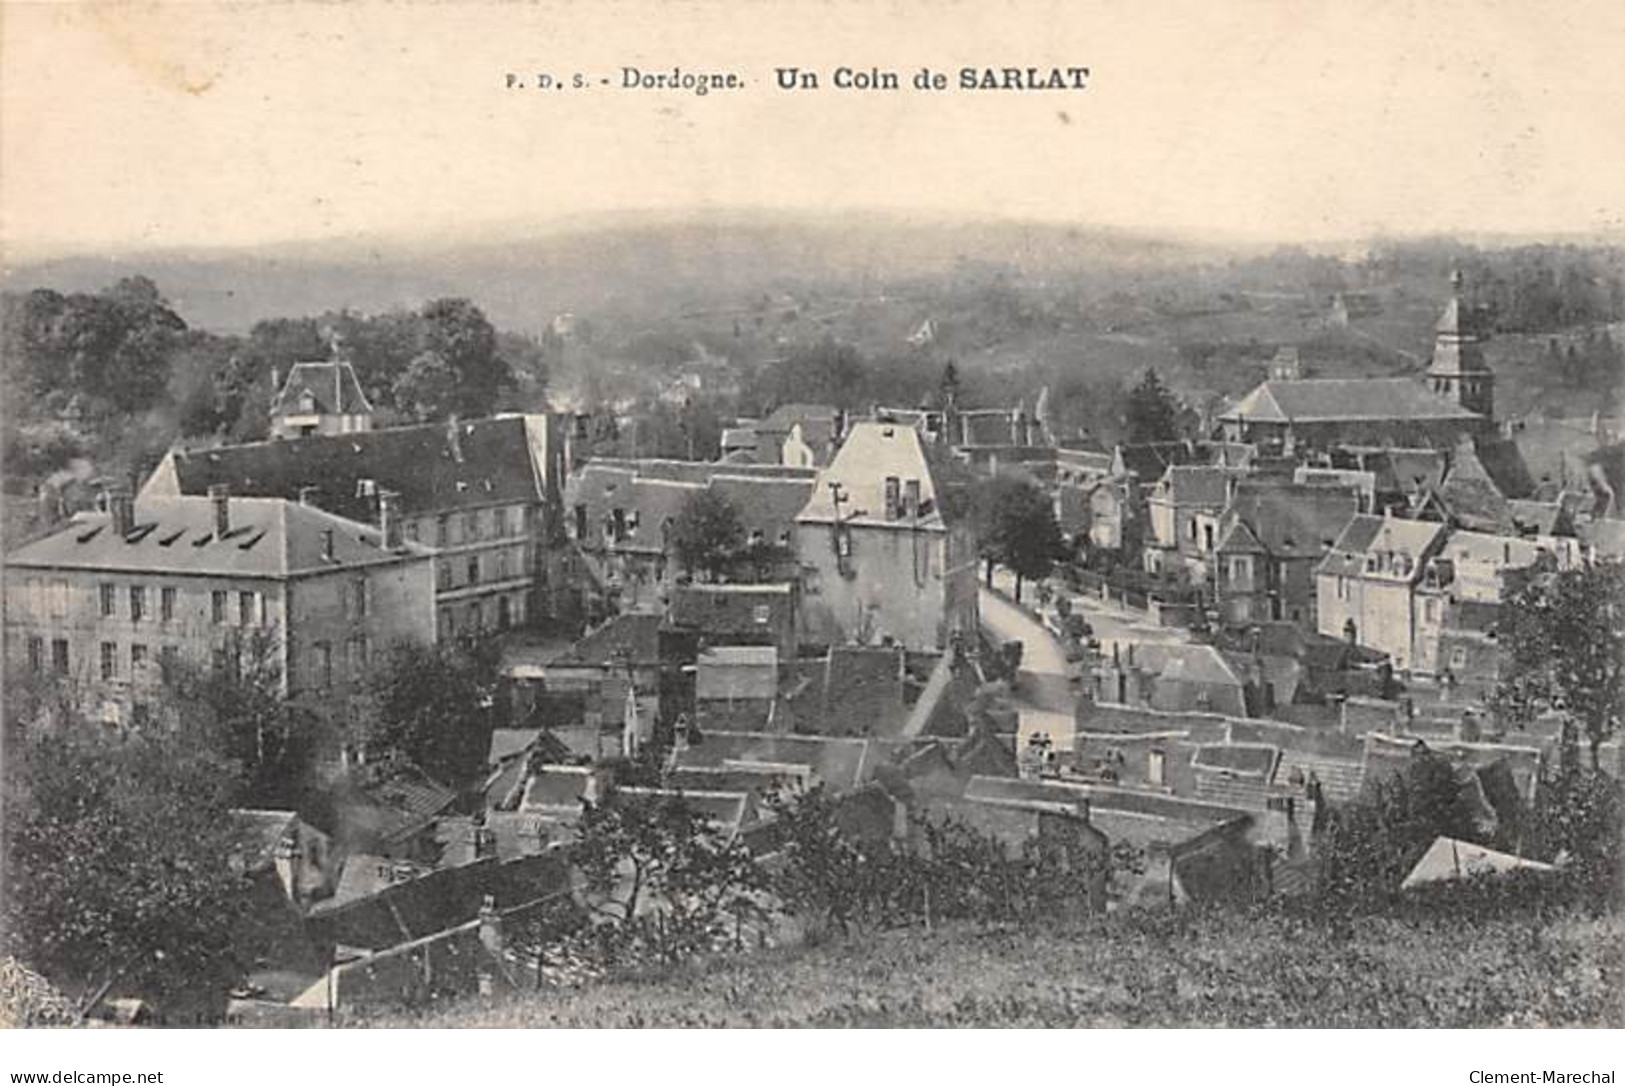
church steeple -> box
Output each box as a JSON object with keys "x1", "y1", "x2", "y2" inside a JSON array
[{"x1": 1427, "y1": 269, "x2": 1494, "y2": 419}]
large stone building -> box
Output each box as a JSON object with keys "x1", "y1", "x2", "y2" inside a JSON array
[
  {"x1": 140, "y1": 413, "x2": 568, "y2": 640},
  {"x1": 1315, "y1": 514, "x2": 1450, "y2": 673},
  {"x1": 4, "y1": 490, "x2": 436, "y2": 729},
  {"x1": 1217, "y1": 277, "x2": 1497, "y2": 452},
  {"x1": 794, "y1": 420, "x2": 979, "y2": 652},
  {"x1": 1210, "y1": 481, "x2": 1363, "y2": 627}
]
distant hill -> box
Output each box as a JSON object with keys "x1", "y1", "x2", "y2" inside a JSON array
[{"x1": 1, "y1": 211, "x2": 1231, "y2": 335}]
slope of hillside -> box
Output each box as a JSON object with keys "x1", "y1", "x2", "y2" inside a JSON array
[{"x1": 369, "y1": 911, "x2": 1622, "y2": 1029}]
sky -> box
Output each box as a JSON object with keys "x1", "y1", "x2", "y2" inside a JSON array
[{"x1": 2, "y1": 0, "x2": 1623, "y2": 261}]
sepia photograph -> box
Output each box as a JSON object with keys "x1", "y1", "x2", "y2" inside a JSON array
[{"x1": 0, "y1": 0, "x2": 1622, "y2": 1055}]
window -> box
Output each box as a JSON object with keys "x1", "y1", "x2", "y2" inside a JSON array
[
  {"x1": 100, "y1": 641, "x2": 118, "y2": 681},
  {"x1": 436, "y1": 516, "x2": 450, "y2": 547},
  {"x1": 212, "y1": 590, "x2": 228, "y2": 624},
  {"x1": 1423, "y1": 598, "x2": 1439, "y2": 623},
  {"x1": 1336, "y1": 576, "x2": 1348, "y2": 602},
  {"x1": 239, "y1": 591, "x2": 257, "y2": 627},
  {"x1": 347, "y1": 636, "x2": 368, "y2": 679},
  {"x1": 160, "y1": 586, "x2": 176, "y2": 622},
  {"x1": 160, "y1": 645, "x2": 179, "y2": 678},
  {"x1": 497, "y1": 595, "x2": 512, "y2": 630},
  {"x1": 493, "y1": 507, "x2": 508, "y2": 537},
  {"x1": 463, "y1": 511, "x2": 478, "y2": 541},
  {"x1": 405, "y1": 520, "x2": 420, "y2": 542},
  {"x1": 129, "y1": 585, "x2": 146, "y2": 622},
  {"x1": 467, "y1": 602, "x2": 483, "y2": 632},
  {"x1": 51, "y1": 639, "x2": 69, "y2": 673},
  {"x1": 753, "y1": 604, "x2": 771, "y2": 625},
  {"x1": 26, "y1": 637, "x2": 43, "y2": 673},
  {"x1": 439, "y1": 608, "x2": 455, "y2": 640},
  {"x1": 130, "y1": 643, "x2": 148, "y2": 675},
  {"x1": 1450, "y1": 647, "x2": 1467, "y2": 670},
  {"x1": 351, "y1": 579, "x2": 368, "y2": 619},
  {"x1": 314, "y1": 642, "x2": 333, "y2": 690},
  {"x1": 48, "y1": 580, "x2": 69, "y2": 619},
  {"x1": 467, "y1": 556, "x2": 480, "y2": 586},
  {"x1": 100, "y1": 583, "x2": 116, "y2": 617},
  {"x1": 495, "y1": 550, "x2": 509, "y2": 580}
]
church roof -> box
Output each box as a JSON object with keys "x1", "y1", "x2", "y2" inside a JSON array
[{"x1": 1219, "y1": 379, "x2": 1481, "y2": 424}]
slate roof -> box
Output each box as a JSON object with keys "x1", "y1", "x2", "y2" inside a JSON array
[
  {"x1": 671, "y1": 731, "x2": 873, "y2": 792},
  {"x1": 152, "y1": 414, "x2": 554, "y2": 522},
  {"x1": 567, "y1": 460, "x2": 815, "y2": 556},
  {"x1": 1220, "y1": 379, "x2": 1482, "y2": 424},
  {"x1": 271, "y1": 360, "x2": 374, "y2": 418},
  {"x1": 1318, "y1": 515, "x2": 1447, "y2": 580},
  {"x1": 758, "y1": 403, "x2": 840, "y2": 435},
  {"x1": 5, "y1": 496, "x2": 430, "y2": 578},
  {"x1": 820, "y1": 646, "x2": 908, "y2": 736},
  {"x1": 795, "y1": 421, "x2": 952, "y2": 531},
  {"x1": 1157, "y1": 466, "x2": 1235, "y2": 507},
  {"x1": 1115, "y1": 442, "x2": 1196, "y2": 481},
  {"x1": 1217, "y1": 481, "x2": 1361, "y2": 559}
]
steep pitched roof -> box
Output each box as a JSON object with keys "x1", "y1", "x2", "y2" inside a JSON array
[
  {"x1": 271, "y1": 359, "x2": 374, "y2": 417},
  {"x1": 5, "y1": 495, "x2": 429, "y2": 579},
  {"x1": 1219, "y1": 481, "x2": 1361, "y2": 559},
  {"x1": 153, "y1": 414, "x2": 555, "y2": 521},
  {"x1": 1319, "y1": 514, "x2": 1447, "y2": 580},
  {"x1": 795, "y1": 420, "x2": 951, "y2": 531},
  {"x1": 558, "y1": 612, "x2": 665, "y2": 667},
  {"x1": 1221, "y1": 379, "x2": 1482, "y2": 424},
  {"x1": 1115, "y1": 441, "x2": 1195, "y2": 480},
  {"x1": 1157, "y1": 465, "x2": 1236, "y2": 507}
]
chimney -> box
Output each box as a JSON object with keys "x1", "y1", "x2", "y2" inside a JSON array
[
  {"x1": 298, "y1": 485, "x2": 320, "y2": 508},
  {"x1": 108, "y1": 490, "x2": 135, "y2": 537},
  {"x1": 321, "y1": 528, "x2": 336, "y2": 562},
  {"x1": 207, "y1": 484, "x2": 230, "y2": 537},
  {"x1": 274, "y1": 831, "x2": 303, "y2": 904},
  {"x1": 378, "y1": 489, "x2": 402, "y2": 548},
  {"x1": 446, "y1": 415, "x2": 465, "y2": 464}
]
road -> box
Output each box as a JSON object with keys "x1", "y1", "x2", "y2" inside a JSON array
[
  {"x1": 978, "y1": 582, "x2": 1080, "y2": 751},
  {"x1": 979, "y1": 568, "x2": 1195, "y2": 752}
]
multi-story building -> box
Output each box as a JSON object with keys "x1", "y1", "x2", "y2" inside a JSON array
[
  {"x1": 794, "y1": 420, "x2": 979, "y2": 652},
  {"x1": 140, "y1": 413, "x2": 569, "y2": 641},
  {"x1": 1315, "y1": 514, "x2": 1450, "y2": 673},
  {"x1": 564, "y1": 458, "x2": 817, "y2": 608},
  {"x1": 1209, "y1": 481, "x2": 1363, "y2": 627},
  {"x1": 3, "y1": 489, "x2": 435, "y2": 729}
]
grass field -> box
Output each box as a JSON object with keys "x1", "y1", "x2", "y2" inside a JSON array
[{"x1": 372, "y1": 909, "x2": 1624, "y2": 1028}]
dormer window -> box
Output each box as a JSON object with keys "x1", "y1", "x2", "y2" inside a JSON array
[{"x1": 298, "y1": 391, "x2": 317, "y2": 413}]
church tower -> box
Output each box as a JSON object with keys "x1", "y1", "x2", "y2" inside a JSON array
[{"x1": 1427, "y1": 270, "x2": 1495, "y2": 419}]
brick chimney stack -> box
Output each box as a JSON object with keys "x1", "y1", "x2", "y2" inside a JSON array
[
  {"x1": 108, "y1": 490, "x2": 135, "y2": 537},
  {"x1": 378, "y1": 490, "x2": 402, "y2": 549},
  {"x1": 207, "y1": 484, "x2": 230, "y2": 537}
]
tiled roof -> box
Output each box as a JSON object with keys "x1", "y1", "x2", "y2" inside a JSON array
[
  {"x1": 271, "y1": 360, "x2": 374, "y2": 418},
  {"x1": 672, "y1": 730, "x2": 872, "y2": 792},
  {"x1": 6, "y1": 496, "x2": 429, "y2": 578},
  {"x1": 1115, "y1": 442, "x2": 1195, "y2": 480},
  {"x1": 558, "y1": 612, "x2": 665, "y2": 667},
  {"x1": 230, "y1": 809, "x2": 301, "y2": 872},
  {"x1": 1221, "y1": 379, "x2": 1482, "y2": 423},
  {"x1": 153, "y1": 414, "x2": 555, "y2": 521}
]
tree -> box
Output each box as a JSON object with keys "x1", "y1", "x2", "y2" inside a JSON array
[
  {"x1": 391, "y1": 350, "x2": 460, "y2": 422},
  {"x1": 163, "y1": 629, "x2": 319, "y2": 808},
  {"x1": 1125, "y1": 367, "x2": 1180, "y2": 444},
  {"x1": 746, "y1": 335, "x2": 868, "y2": 411},
  {"x1": 570, "y1": 790, "x2": 767, "y2": 965},
  {"x1": 1316, "y1": 747, "x2": 1480, "y2": 907},
  {"x1": 360, "y1": 636, "x2": 502, "y2": 787},
  {"x1": 669, "y1": 488, "x2": 745, "y2": 581},
  {"x1": 2, "y1": 729, "x2": 253, "y2": 1018},
  {"x1": 1494, "y1": 558, "x2": 1625, "y2": 771},
  {"x1": 417, "y1": 298, "x2": 513, "y2": 418},
  {"x1": 970, "y1": 473, "x2": 1063, "y2": 602}
]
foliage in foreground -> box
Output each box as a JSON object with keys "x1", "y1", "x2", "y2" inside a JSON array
[{"x1": 380, "y1": 906, "x2": 1624, "y2": 1028}]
